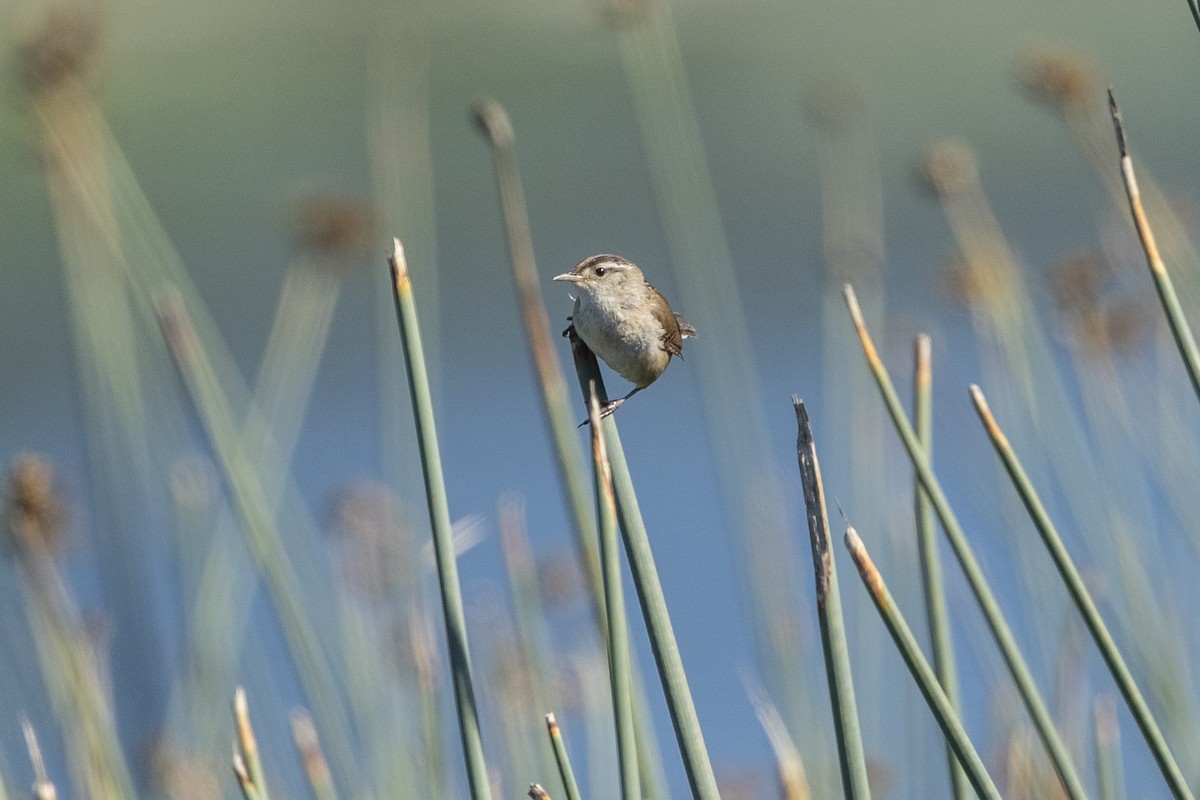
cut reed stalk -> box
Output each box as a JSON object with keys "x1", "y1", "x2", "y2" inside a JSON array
[
  {"x1": 912, "y1": 336, "x2": 968, "y2": 800},
  {"x1": 586, "y1": 386, "x2": 641, "y2": 800},
  {"x1": 1107, "y1": 90, "x2": 1200, "y2": 406},
  {"x1": 544, "y1": 714, "x2": 582, "y2": 800},
  {"x1": 843, "y1": 527, "x2": 1002, "y2": 800},
  {"x1": 22, "y1": 717, "x2": 58, "y2": 800},
  {"x1": 233, "y1": 688, "x2": 269, "y2": 800},
  {"x1": 792, "y1": 398, "x2": 871, "y2": 800},
  {"x1": 565, "y1": 330, "x2": 721, "y2": 800},
  {"x1": 1187, "y1": 0, "x2": 1200, "y2": 36},
  {"x1": 843, "y1": 285, "x2": 1089, "y2": 800},
  {"x1": 746, "y1": 675, "x2": 811, "y2": 800},
  {"x1": 970, "y1": 384, "x2": 1194, "y2": 800},
  {"x1": 291, "y1": 710, "x2": 339, "y2": 800},
  {"x1": 388, "y1": 239, "x2": 493, "y2": 800}
]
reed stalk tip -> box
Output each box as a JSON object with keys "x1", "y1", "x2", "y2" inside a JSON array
[
  {"x1": 388, "y1": 237, "x2": 408, "y2": 287},
  {"x1": 1107, "y1": 88, "x2": 1128, "y2": 158},
  {"x1": 472, "y1": 100, "x2": 514, "y2": 147}
]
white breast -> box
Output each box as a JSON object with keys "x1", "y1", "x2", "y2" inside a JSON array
[{"x1": 572, "y1": 293, "x2": 671, "y2": 387}]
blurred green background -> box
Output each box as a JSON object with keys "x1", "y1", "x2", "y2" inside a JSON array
[{"x1": 2, "y1": 0, "x2": 1200, "y2": 797}]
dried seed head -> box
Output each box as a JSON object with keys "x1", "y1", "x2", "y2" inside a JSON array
[
  {"x1": 1050, "y1": 253, "x2": 1108, "y2": 315},
  {"x1": 147, "y1": 739, "x2": 221, "y2": 800},
  {"x1": 291, "y1": 194, "x2": 374, "y2": 262},
  {"x1": 598, "y1": 0, "x2": 652, "y2": 29},
  {"x1": 915, "y1": 139, "x2": 978, "y2": 197},
  {"x1": 939, "y1": 251, "x2": 1010, "y2": 308},
  {"x1": 16, "y1": 7, "x2": 102, "y2": 95},
  {"x1": 6, "y1": 454, "x2": 68, "y2": 557},
  {"x1": 329, "y1": 481, "x2": 412, "y2": 601},
  {"x1": 1018, "y1": 48, "x2": 1098, "y2": 113},
  {"x1": 536, "y1": 551, "x2": 583, "y2": 609},
  {"x1": 802, "y1": 75, "x2": 865, "y2": 135}
]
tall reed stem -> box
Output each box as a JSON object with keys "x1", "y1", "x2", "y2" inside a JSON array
[
  {"x1": 566, "y1": 330, "x2": 721, "y2": 800},
  {"x1": 388, "y1": 239, "x2": 493, "y2": 800},
  {"x1": 586, "y1": 387, "x2": 640, "y2": 800},
  {"x1": 843, "y1": 528, "x2": 1001, "y2": 800},
  {"x1": 970, "y1": 384, "x2": 1194, "y2": 800},
  {"x1": 912, "y1": 336, "x2": 967, "y2": 800},
  {"x1": 792, "y1": 399, "x2": 871, "y2": 800},
  {"x1": 1108, "y1": 90, "x2": 1200, "y2": 406},
  {"x1": 843, "y1": 285, "x2": 1089, "y2": 800}
]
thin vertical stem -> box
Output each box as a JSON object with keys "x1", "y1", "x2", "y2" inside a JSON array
[
  {"x1": 1108, "y1": 90, "x2": 1200, "y2": 406},
  {"x1": 843, "y1": 528, "x2": 1001, "y2": 800},
  {"x1": 586, "y1": 386, "x2": 641, "y2": 800},
  {"x1": 233, "y1": 688, "x2": 270, "y2": 800},
  {"x1": 843, "y1": 285, "x2": 1088, "y2": 800},
  {"x1": 970, "y1": 384, "x2": 1194, "y2": 800},
  {"x1": 793, "y1": 399, "x2": 871, "y2": 800},
  {"x1": 566, "y1": 330, "x2": 721, "y2": 800},
  {"x1": 389, "y1": 239, "x2": 493, "y2": 800},
  {"x1": 292, "y1": 710, "x2": 340, "y2": 800},
  {"x1": 913, "y1": 336, "x2": 967, "y2": 800},
  {"x1": 544, "y1": 714, "x2": 582, "y2": 800},
  {"x1": 1094, "y1": 697, "x2": 1127, "y2": 800}
]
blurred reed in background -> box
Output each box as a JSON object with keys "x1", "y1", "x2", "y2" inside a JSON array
[{"x1": 4, "y1": 2, "x2": 1200, "y2": 799}]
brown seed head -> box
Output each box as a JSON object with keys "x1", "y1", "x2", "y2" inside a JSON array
[
  {"x1": 802, "y1": 74, "x2": 865, "y2": 136},
  {"x1": 598, "y1": 0, "x2": 652, "y2": 29},
  {"x1": 147, "y1": 739, "x2": 221, "y2": 800},
  {"x1": 291, "y1": 194, "x2": 374, "y2": 262},
  {"x1": 1049, "y1": 253, "x2": 1107, "y2": 314},
  {"x1": 915, "y1": 139, "x2": 978, "y2": 198},
  {"x1": 16, "y1": 7, "x2": 103, "y2": 95},
  {"x1": 1018, "y1": 48, "x2": 1098, "y2": 113},
  {"x1": 6, "y1": 454, "x2": 67, "y2": 557},
  {"x1": 328, "y1": 482, "x2": 411, "y2": 600}
]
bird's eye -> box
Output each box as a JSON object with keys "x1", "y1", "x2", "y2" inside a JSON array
[{"x1": 594, "y1": 267, "x2": 607, "y2": 277}]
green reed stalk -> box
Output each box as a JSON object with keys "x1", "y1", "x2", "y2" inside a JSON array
[
  {"x1": 233, "y1": 688, "x2": 269, "y2": 800},
  {"x1": 843, "y1": 285, "x2": 1089, "y2": 800},
  {"x1": 566, "y1": 332, "x2": 721, "y2": 800},
  {"x1": 475, "y1": 98, "x2": 668, "y2": 799},
  {"x1": 472, "y1": 100, "x2": 604, "y2": 617},
  {"x1": 498, "y1": 498, "x2": 565, "y2": 798},
  {"x1": 388, "y1": 239, "x2": 493, "y2": 800},
  {"x1": 913, "y1": 336, "x2": 968, "y2": 800},
  {"x1": 1108, "y1": 90, "x2": 1200, "y2": 406},
  {"x1": 792, "y1": 399, "x2": 871, "y2": 800},
  {"x1": 157, "y1": 294, "x2": 357, "y2": 790},
  {"x1": 544, "y1": 714, "x2": 582, "y2": 800},
  {"x1": 1094, "y1": 697, "x2": 1127, "y2": 800},
  {"x1": 586, "y1": 387, "x2": 641, "y2": 800},
  {"x1": 970, "y1": 384, "x2": 1194, "y2": 800},
  {"x1": 843, "y1": 527, "x2": 1001, "y2": 800},
  {"x1": 292, "y1": 710, "x2": 340, "y2": 800}
]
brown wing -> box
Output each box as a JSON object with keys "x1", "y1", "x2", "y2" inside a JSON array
[{"x1": 646, "y1": 283, "x2": 685, "y2": 359}]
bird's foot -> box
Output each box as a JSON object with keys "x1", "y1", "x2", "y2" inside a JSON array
[{"x1": 577, "y1": 398, "x2": 624, "y2": 427}]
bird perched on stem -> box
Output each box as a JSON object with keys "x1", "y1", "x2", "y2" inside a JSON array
[{"x1": 555, "y1": 254, "x2": 695, "y2": 418}]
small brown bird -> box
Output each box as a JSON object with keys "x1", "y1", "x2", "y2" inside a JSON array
[{"x1": 554, "y1": 254, "x2": 695, "y2": 416}]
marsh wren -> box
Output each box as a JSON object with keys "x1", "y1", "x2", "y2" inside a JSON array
[{"x1": 554, "y1": 254, "x2": 696, "y2": 417}]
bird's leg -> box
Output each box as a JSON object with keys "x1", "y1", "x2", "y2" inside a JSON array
[{"x1": 577, "y1": 386, "x2": 643, "y2": 427}]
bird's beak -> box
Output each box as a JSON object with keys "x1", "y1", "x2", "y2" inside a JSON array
[{"x1": 553, "y1": 273, "x2": 582, "y2": 283}]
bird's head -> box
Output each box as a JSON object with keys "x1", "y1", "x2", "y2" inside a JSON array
[{"x1": 553, "y1": 254, "x2": 643, "y2": 299}]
